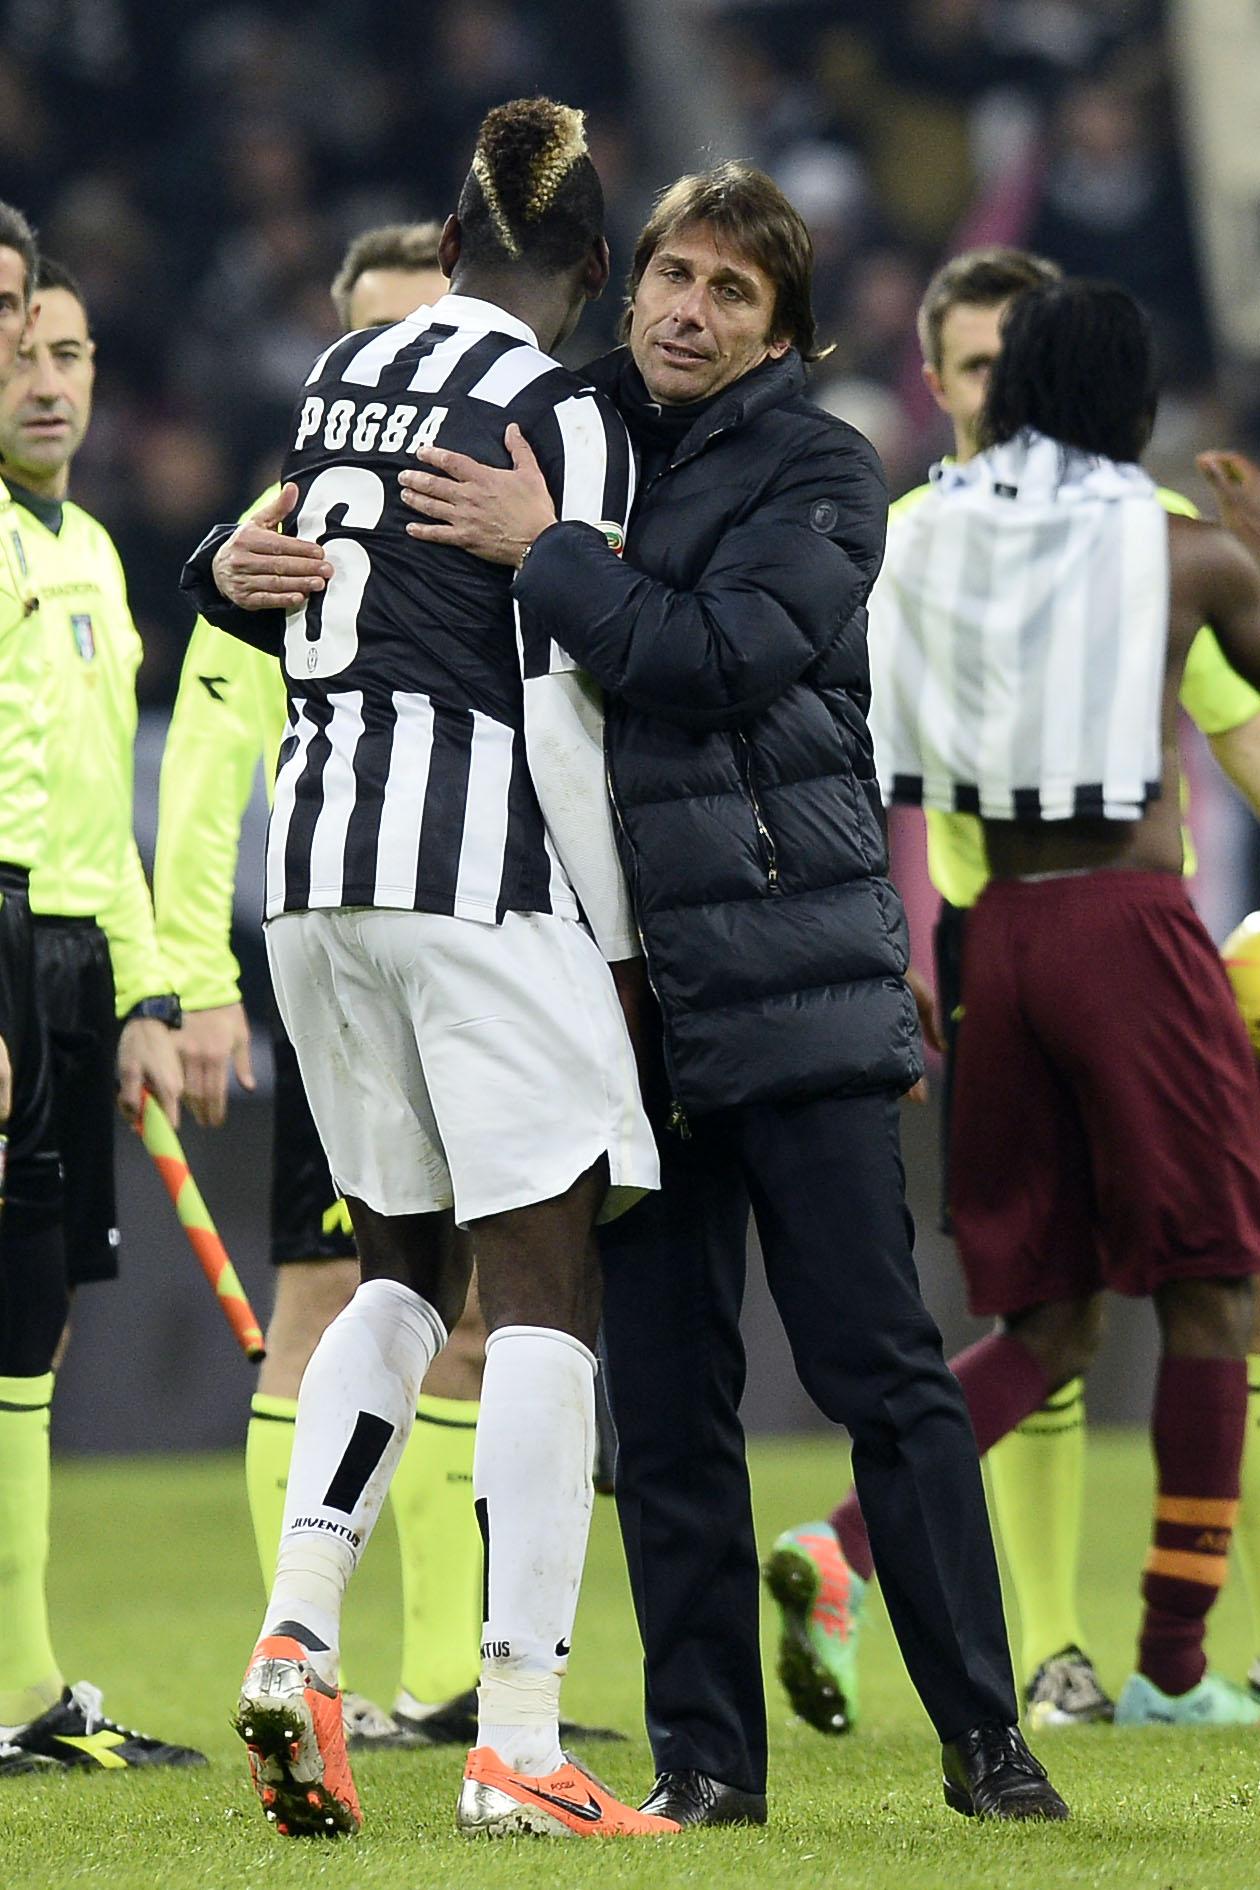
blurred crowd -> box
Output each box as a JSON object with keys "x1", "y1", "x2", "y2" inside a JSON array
[{"x1": 0, "y1": 0, "x2": 1236, "y2": 700}]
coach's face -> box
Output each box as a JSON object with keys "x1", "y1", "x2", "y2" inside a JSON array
[
  {"x1": 630, "y1": 222, "x2": 790, "y2": 406},
  {"x1": 0, "y1": 246, "x2": 30, "y2": 380}
]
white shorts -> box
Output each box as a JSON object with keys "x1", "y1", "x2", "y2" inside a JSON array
[{"x1": 266, "y1": 907, "x2": 659, "y2": 1225}]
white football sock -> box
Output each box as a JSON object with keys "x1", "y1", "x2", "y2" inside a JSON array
[
  {"x1": 474, "y1": 1324, "x2": 596, "y2": 1776},
  {"x1": 260, "y1": 1277, "x2": 446, "y2": 1684}
]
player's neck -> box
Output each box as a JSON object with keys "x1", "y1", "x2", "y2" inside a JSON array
[{"x1": 448, "y1": 267, "x2": 574, "y2": 355}]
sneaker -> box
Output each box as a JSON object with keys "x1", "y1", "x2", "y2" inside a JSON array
[
  {"x1": 0, "y1": 1740, "x2": 61, "y2": 1778},
  {"x1": 393, "y1": 1687, "x2": 626, "y2": 1747},
  {"x1": 342, "y1": 1690, "x2": 426, "y2": 1751},
  {"x1": 762, "y1": 1520, "x2": 864, "y2": 1734},
  {"x1": 1248, "y1": 1654, "x2": 1260, "y2": 1701},
  {"x1": 8, "y1": 1682, "x2": 206, "y2": 1769},
  {"x1": 1025, "y1": 1646, "x2": 1114, "y2": 1729},
  {"x1": 457, "y1": 1746, "x2": 680, "y2": 1837},
  {"x1": 1115, "y1": 1670, "x2": 1260, "y2": 1726},
  {"x1": 234, "y1": 1633, "x2": 361, "y2": 1838}
]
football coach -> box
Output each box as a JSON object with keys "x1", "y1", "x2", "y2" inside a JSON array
[{"x1": 202, "y1": 160, "x2": 1066, "y2": 1828}]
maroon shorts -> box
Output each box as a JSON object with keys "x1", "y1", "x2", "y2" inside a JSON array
[{"x1": 949, "y1": 871, "x2": 1260, "y2": 1317}]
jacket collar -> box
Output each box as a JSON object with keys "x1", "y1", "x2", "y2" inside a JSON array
[{"x1": 585, "y1": 347, "x2": 806, "y2": 464}]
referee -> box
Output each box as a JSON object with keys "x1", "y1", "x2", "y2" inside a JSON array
[{"x1": 0, "y1": 245, "x2": 200, "y2": 1772}]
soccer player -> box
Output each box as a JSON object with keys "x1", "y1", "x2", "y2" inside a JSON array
[
  {"x1": 845, "y1": 278, "x2": 1260, "y2": 1727},
  {"x1": 0, "y1": 231, "x2": 199, "y2": 1772},
  {"x1": 768, "y1": 247, "x2": 1260, "y2": 1734},
  {"x1": 183, "y1": 100, "x2": 671, "y2": 1839},
  {"x1": 156, "y1": 222, "x2": 514, "y2": 1751}
]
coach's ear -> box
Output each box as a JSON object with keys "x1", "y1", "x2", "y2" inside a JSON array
[
  {"x1": 583, "y1": 235, "x2": 611, "y2": 303},
  {"x1": 438, "y1": 213, "x2": 462, "y2": 281}
]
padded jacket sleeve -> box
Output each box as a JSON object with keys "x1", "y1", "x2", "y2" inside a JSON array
[{"x1": 512, "y1": 423, "x2": 887, "y2": 732}]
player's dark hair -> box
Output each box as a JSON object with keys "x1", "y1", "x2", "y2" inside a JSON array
[
  {"x1": 624, "y1": 161, "x2": 825, "y2": 361},
  {"x1": 0, "y1": 200, "x2": 38, "y2": 297},
  {"x1": 330, "y1": 221, "x2": 444, "y2": 328},
  {"x1": 456, "y1": 97, "x2": 603, "y2": 273},
  {"x1": 978, "y1": 279, "x2": 1158, "y2": 465},
  {"x1": 34, "y1": 255, "x2": 88, "y2": 317},
  {"x1": 916, "y1": 245, "x2": 1062, "y2": 370}
]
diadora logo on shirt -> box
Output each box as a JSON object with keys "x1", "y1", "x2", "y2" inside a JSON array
[{"x1": 70, "y1": 613, "x2": 96, "y2": 661}]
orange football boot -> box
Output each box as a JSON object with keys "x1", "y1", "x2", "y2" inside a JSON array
[
  {"x1": 233, "y1": 1633, "x2": 361, "y2": 1838},
  {"x1": 457, "y1": 1745, "x2": 681, "y2": 1837}
]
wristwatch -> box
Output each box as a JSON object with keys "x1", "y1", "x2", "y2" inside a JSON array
[{"x1": 124, "y1": 993, "x2": 183, "y2": 1029}]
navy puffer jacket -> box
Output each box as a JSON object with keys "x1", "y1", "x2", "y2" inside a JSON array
[{"x1": 513, "y1": 347, "x2": 922, "y2": 1116}]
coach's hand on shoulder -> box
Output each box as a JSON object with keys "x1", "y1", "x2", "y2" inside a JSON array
[
  {"x1": 118, "y1": 1018, "x2": 183, "y2": 1131},
  {"x1": 0, "y1": 1031, "x2": 11, "y2": 1126},
  {"x1": 399, "y1": 423, "x2": 557, "y2": 567},
  {"x1": 1198, "y1": 451, "x2": 1260, "y2": 554},
  {"x1": 177, "y1": 1002, "x2": 256, "y2": 1130},
  {"x1": 211, "y1": 482, "x2": 334, "y2": 611}
]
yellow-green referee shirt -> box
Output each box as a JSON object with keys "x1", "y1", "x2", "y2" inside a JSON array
[
  {"x1": 10, "y1": 485, "x2": 169, "y2": 1015},
  {"x1": 884, "y1": 482, "x2": 1260, "y2": 910},
  {"x1": 0, "y1": 474, "x2": 48, "y2": 872},
  {"x1": 154, "y1": 487, "x2": 288, "y2": 1012}
]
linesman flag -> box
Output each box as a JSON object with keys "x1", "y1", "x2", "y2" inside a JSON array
[{"x1": 136, "y1": 1089, "x2": 265, "y2": 1361}]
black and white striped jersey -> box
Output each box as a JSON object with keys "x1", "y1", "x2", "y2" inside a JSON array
[{"x1": 265, "y1": 294, "x2": 636, "y2": 923}]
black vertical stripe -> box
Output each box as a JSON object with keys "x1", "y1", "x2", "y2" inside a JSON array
[
  {"x1": 501, "y1": 733, "x2": 553, "y2": 918},
  {"x1": 415, "y1": 706, "x2": 474, "y2": 914},
  {"x1": 283, "y1": 696, "x2": 334, "y2": 911},
  {"x1": 475, "y1": 1495, "x2": 490, "y2": 1627},
  {"x1": 323, "y1": 1410, "x2": 394, "y2": 1514},
  {"x1": 340, "y1": 699, "x2": 397, "y2": 904}
]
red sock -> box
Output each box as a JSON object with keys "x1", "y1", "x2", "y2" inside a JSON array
[
  {"x1": 1138, "y1": 1355, "x2": 1246, "y2": 1696},
  {"x1": 830, "y1": 1331, "x2": 1053, "y2": 1582}
]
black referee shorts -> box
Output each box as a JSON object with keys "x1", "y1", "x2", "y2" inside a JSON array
[
  {"x1": 0, "y1": 863, "x2": 62, "y2": 1233},
  {"x1": 33, "y1": 916, "x2": 120, "y2": 1284},
  {"x1": 932, "y1": 898, "x2": 969, "y2": 1234},
  {"x1": 270, "y1": 1024, "x2": 356, "y2": 1266}
]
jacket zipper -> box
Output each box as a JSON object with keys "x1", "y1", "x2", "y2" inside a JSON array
[
  {"x1": 605, "y1": 756, "x2": 691, "y2": 1137},
  {"x1": 736, "y1": 732, "x2": 779, "y2": 889}
]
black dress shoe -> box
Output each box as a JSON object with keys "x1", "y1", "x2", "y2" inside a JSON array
[
  {"x1": 941, "y1": 1724, "x2": 1070, "y2": 1820},
  {"x1": 639, "y1": 1770, "x2": 768, "y2": 1826}
]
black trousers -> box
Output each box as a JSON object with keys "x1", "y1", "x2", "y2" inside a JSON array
[{"x1": 599, "y1": 1089, "x2": 1016, "y2": 1795}]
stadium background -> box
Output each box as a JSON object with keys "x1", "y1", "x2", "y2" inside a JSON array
[{"x1": 3, "y1": 0, "x2": 1259, "y2": 1449}]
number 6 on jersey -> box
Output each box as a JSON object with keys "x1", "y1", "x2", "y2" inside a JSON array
[{"x1": 284, "y1": 466, "x2": 385, "y2": 679}]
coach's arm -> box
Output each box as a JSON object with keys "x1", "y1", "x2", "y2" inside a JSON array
[
  {"x1": 410, "y1": 423, "x2": 886, "y2": 733},
  {"x1": 180, "y1": 485, "x2": 330, "y2": 655}
]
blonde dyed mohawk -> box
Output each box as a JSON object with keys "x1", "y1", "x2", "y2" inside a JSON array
[{"x1": 470, "y1": 97, "x2": 591, "y2": 262}]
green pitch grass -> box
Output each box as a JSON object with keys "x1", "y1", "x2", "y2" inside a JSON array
[{"x1": 5, "y1": 1432, "x2": 1260, "y2": 1889}]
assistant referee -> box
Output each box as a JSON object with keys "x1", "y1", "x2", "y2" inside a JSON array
[{"x1": 0, "y1": 249, "x2": 198, "y2": 1772}]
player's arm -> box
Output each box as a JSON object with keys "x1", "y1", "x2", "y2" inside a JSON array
[
  {"x1": 0, "y1": 1031, "x2": 11, "y2": 1125},
  {"x1": 516, "y1": 398, "x2": 641, "y2": 960},
  {"x1": 1179, "y1": 515, "x2": 1260, "y2": 695},
  {"x1": 155, "y1": 613, "x2": 281, "y2": 1125}
]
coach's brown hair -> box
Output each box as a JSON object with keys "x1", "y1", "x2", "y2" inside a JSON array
[
  {"x1": 330, "y1": 221, "x2": 444, "y2": 327},
  {"x1": 625, "y1": 162, "x2": 825, "y2": 362},
  {"x1": 916, "y1": 246, "x2": 1062, "y2": 370}
]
